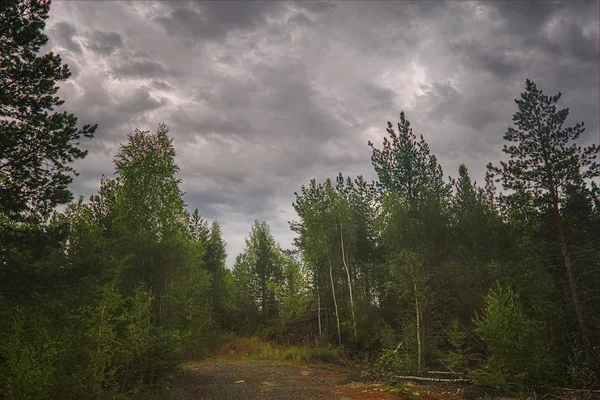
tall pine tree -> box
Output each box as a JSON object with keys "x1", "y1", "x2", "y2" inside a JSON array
[
  {"x1": 0, "y1": 0, "x2": 96, "y2": 221},
  {"x1": 488, "y1": 79, "x2": 599, "y2": 370}
]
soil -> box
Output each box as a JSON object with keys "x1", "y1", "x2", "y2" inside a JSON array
[
  {"x1": 167, "y1": 359, "x2": 394, "y2": 399},
  {"x1": 158, "y1": 338, "x2": 554, "y2": 400},
  {"x1": 163, "y1": 358, "x2": 472, "y2": 400}
]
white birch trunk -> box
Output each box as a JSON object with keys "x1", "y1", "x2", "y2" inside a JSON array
[
  {"x1": 329, "y1": 262, "x2": 342, "y2": 346},
  {"x1": 340, "y1": 221, "x2": 357, "y2": 341}
]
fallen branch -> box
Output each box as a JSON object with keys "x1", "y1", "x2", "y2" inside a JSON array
[
  {"x1": 438, "y1": 360, "x2": 462, "y2": 377},
  {"x1": 393, "y1": 341, "x2": 403, "y2": 354},
  {"x1": 539, "y1": 394, "x2": 563, "y2": 400},
  {"x1": 393, "y1": 375, "x2": 469, "y2": 383},
  {"x1": 583, "y1": 380, "x2": 599, "y2": 400},
  {"x1": 426, "y1": 370, "x2": 461, "y2": 376},
  {"x1": 532, "y1": 384, "x2": 600, "y2": 396}
]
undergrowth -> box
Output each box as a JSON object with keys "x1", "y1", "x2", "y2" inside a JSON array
[{"x1": 215, "y1": 337, "x2": 344, "y2": 364}]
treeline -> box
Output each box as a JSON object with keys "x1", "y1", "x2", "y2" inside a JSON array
[
  {"x1": 1, "y1": 124, "x2": 232, "y2": 397},
  {"x1": 1, "y1": 0, "x2": 599, "y2": 398},
  {"x1": 283, "y1": 100, "x2": 600, "y2": 390}
]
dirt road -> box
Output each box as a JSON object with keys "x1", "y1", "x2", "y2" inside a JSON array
[{"x1": 166, "y1": 359, "x2": 402, "y2": 400}]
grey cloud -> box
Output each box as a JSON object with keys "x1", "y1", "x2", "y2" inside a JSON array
[
  {"x1": 417, "y1": 82, "x2": 462, "y2": 123},
  {"x1": 449, "y1": 41, "x2": 523, "y2": 80},
  {"x1": 549, "y1": 19, "x2": 600, "y2": 63},
  {"x1": 286, "y1": 12, "x2": 315, "y2": 27},
  {"x1": 182, "y1": 182, "x2": 281, "y2": 220},
  {"x1": 149, "y1": 80, "x2": 175, "y2": 91},
  {"x1": 45, "y1": 0, "x2": 599, "y2": 266},
  {"x1": 491, "y1": 0, "x2": 598, "y2": 62},
  {"x1": 170, "y1": 109, "x2": 252, "y2": 138},
  {"x1": 356, "y1": 83, "x2": 398, "y2": 116},
  {"x1": 110, "y1": 57, "x2": 169, "y2": 79},
  {"x1": 292, "y1": 0, "x2": 337, "y2": 14},
  {"x1": 86, "y1": 30, "x2": 124, "y2": 55},
  {"x1": 492, "y1": 1, "x2": 563, "y2": 38},
  {"x1": 50, "y1": 21, "x2": 82, "y2": 55},
  {"x1": 152, "y1": 1, "x2": 285, "y2": 41},
  {"x1": 118, "y1": 87, "x2": 167, "y2": 115},
  {"x1": 56, "y1": 75, "x2": 168, "y2": 145}
]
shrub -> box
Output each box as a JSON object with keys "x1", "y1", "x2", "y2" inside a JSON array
[
  {"x1": 443, "y1": 319, "x2": 469, "y2": 372},
  {"x1": 0, "y1": 313, "x2": 58, "y2": 400},
  {"x1": 374, "y1": 349, "x2": 419, "y2": 375},
  {"x1": 471, "y1": 283, "x2": 556, "y2": 391}
]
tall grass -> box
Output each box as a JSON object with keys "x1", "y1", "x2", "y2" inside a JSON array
[{"x1": 216, "y1": 337, "x2": 344, "y2": 364}]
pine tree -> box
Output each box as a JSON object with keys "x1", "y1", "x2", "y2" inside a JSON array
[
  {"x1": 0, "y1": 0, "x2": 96, "y2": 221},
  {"x1": 370, "y1": 112, "x2": 452, "y2": 372},
  {"x1": 488, "y1": 79, "x2": 599, "y2": 370}
]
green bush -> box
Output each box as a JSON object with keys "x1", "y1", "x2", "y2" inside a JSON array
[
  {"x1": 0, "y1": 314, "x2": 58, "y2": 400},
  {"x1": 565, "y1": 352, "x2": 595, "y2": 388},
  {"x1": 374, "y1": 349, "x2": 419, "y2": 375},
  {"x1": 373, "y1": 319, "x2": 422, "y2": 376},
  {"x1": 443, "y1": 319, "x2": 469, "y2": 372},
  {"x1": 140, "y1": 327, "x2": 183, "y2": 384},
  {"x1": 222, "y1": 337, "x2": 344, "y2": 363},
  {"x1": 471, "y1": 283, "x2": 556, "y2": 391}
]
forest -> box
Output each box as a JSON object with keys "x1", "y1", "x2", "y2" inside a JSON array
[{"x1": 1, "y1": 0, "x2": 599, "y2": 399}]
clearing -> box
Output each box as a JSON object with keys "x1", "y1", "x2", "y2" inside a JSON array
[{"x1": 161, "y1": 339, "x2": 468, "y2": 400}]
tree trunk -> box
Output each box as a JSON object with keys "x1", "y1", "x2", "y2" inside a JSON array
[
  {"x1": 329, "y1": 263, "x2": 342, "y2": 346},
  {"x1": 95, "y1": 301, "x2": 107, "y2": 396},
  {"x1": 340, "y1": 221, "x2": 357, "y2": 341},
  {"x1": 317, "y1": 284, "x2": 322, "y2": 338},
  {"x1": 552, "y1": 195, "x2": 595, "y2": 368},
  {"x1": 413, "y1": 266, "x2": 423, "y2": 374},
  {"x1": 262, "y1": 278, "x2": 266, "y2": 320}
]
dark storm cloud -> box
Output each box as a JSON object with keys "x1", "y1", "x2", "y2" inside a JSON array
[
  {"x1": 549, "y1": 19, "x2": 600, "y2": 63},
  {"x1": 449, "y1": 41, "x2": 523, "y2": 80},
  {"x1": 149, "y1": 80, "x2": 174, "y2": 91},
  {"x1": 286, "y1": 12, "x2": 317, "y2": 27},
  {"x1": 152, "y1": 1, "x2": 285, "y2": 41},
  {"x1": 110, "y1": 53, "x2": 172, "y2": 79},
  {"x1": 50, "y1": 21, "x2": 82, "y2": 55},
  {"x1": 492, "y1": 1, "x2": 563, "y2": 36},
  {"x1": 45, "y1": 0, "x2": 599, "y2": 265},
  {"x1": 491, "y1": 0, "x2": 599, "y2": 62},
  {"x1": 293, "y1": 0, "x2": 337, "y2": 14},
  {"x1": 86, "y1": 30, "x2": 124, "y2": 56},
  {"x1": 56, "y1": 75, "x2": 168, "y2": 144},
  {"x1": 119, "y1": 87, "x2": 168, "y2": 115}
]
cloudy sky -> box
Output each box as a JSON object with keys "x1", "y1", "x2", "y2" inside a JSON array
[{"x1": 44, "y1": 0, "x2": 600, "y2": 267}]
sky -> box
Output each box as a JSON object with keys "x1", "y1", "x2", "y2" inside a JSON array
[{"x1": 44, "y1": 0, "x2": 600, "y2": 267}]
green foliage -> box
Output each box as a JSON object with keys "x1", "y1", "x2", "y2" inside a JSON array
[
  {"x1": 0, "y1": 0, "x2": 96, "y2": 221},
  {"x1": 565, "y1": 357, "x2": 595, "y2": 389},
  {"x1": 80, "y1": 284, "x2": 124, "y2": 395},
  {"x1": 372, "y1": 320, "x2": 421, "y2": 375},
  {"x1": 443, "y1": 320, "x2": 469, "y2": 372},
  {"x1": 0, "y1": 307, "x2": 59, "y2": 399},
  {"x1": 232, "y1": 220, "x2": 285, "y2": 330},
  {"x1": 278, "y1": 251, "x2": 311, "y2": 324},
  {"x1": 1, "y1": 121, "x2": 218, "y2": 397},
  {"x1": 488, "y1": 79, "x2": 599, "y2": 208},
  {"x1": 471, "y1": 283, "x2": 556, "y2": 391},
  {"x1": 225, "y1": 337, "x2": 344, "y2": 364},
  {"x1": 374, "y1": 350, "x2": 419, "y2": 376},
  {"x1": 249, "y1": 342, "x2": 343, "y2": 363},
  {"x1": 203, "y1": 221, "x2": 232, "y2": 329},
  {"x1": 488, "y1": 79, "x2": 599, "y2": 372}
]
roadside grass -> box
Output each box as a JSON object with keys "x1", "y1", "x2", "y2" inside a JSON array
[{"x1": 214, "y1": 336, "x2": 344, "y2": 364}]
